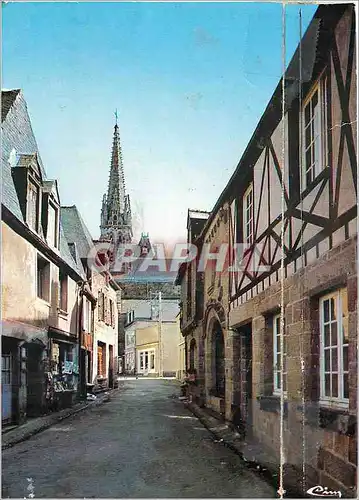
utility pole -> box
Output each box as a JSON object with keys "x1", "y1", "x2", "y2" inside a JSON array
[{"x1": 158, "y1": 291, "x2": 163, "y2": 377}]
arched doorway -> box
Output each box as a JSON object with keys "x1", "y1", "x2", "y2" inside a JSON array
[{"x1": 204, "y1": 303, "x2": 227, "y2": 415}]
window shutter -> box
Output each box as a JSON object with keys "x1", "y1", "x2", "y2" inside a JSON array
[
  {"x1": 110, "y1": 300, "x2": 115, "y2": 327},
  {"x1": 98, "y1": 291, "x2": 104, "y2": 321},
  {"x1": 102, "y1": 292, "x2": 105, "y2": 321},
  {"x1": 104, "y1": 295, "x2": 109, "y2": 325}
]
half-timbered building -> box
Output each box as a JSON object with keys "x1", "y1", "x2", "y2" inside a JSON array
[{"x1": 178, "y1": 4, "x2": 357, "y2": 496}]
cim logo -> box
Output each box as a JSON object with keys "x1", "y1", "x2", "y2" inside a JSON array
[{"x1": 307, "y1": 486, "x2": 342, "y2": 498}]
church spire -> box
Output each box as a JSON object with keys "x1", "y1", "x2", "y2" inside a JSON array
[
  {"x1": 107, "y1": 116, "x2": 126, "y2": 214},
  {"x1": 100, "y1": 114, "x2": 132, "y2": 247}
]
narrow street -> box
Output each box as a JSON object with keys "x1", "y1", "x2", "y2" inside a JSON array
[{"x1": 2, "y1": 380, "x2": 275, "y2": 498}]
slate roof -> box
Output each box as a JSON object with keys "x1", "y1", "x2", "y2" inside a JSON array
[
  {"x1": 60, "y1": 206, "x2": 95, "y2": 260},
  {"x1": 1, "y1": 89, "x2": 84, "y2": 278},
  {"x1": 1, "y1": 89, "x2": 20, "y2": 122}
]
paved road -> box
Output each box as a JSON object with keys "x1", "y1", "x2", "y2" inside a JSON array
[{"x1": 2, "y1": 380, "x2": 275, "y2": 498}]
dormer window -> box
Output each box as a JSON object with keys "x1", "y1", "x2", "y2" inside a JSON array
[
  {"x1": 12, "y1": 154, "x2": 43, "y2": 234},
  {"x1": 47, "y1": 202, "x2": 58, "y2": 248},
  {"x1": 27, "y1": 181, "x2": 39, "y2": 231},
  {"x1": 41, "y1": 180, "x2": 60, "y2": 249}
]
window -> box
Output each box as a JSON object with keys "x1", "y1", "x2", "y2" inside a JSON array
[
  {"x1": 319, "y1": 289, "x2": 349, "y2": 405},
  {"x1": 37, "y1": 255, "x2": 50, "y2": 301},
  {"x1": 273, "y1": 314, "x2": 287, "y2": 395},
  {"x1": 243, "y1": 184, "x2": 254, "y2": 246},
  {"x1": 126, "y1": 310, "x2": 133, "y2": 325},
  {"x1": 138, "y1": 349, "x2": 155, "y2": 373},
  {"x1": 302, "y1": 76, "x2": 327, "y2": 188},
  {"x1": 27, "y1": 181, "x2": 39, "y2": 231},
  {"x1": 59, "y1": 270, "x2": 68, "y2": 312},
  {"x1": 47, "y1": 203, "x2": 58, "y2": 248},
  {"x1": 2, "y1": 354, "x2": 12, "y2": 385}
]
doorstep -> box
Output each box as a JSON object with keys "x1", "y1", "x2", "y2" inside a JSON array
[{"x1": 2, "y1": 388, "x2": 117, "y2": 450}]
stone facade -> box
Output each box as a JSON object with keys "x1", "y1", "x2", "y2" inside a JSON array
[
  {"x1": 178, "y1": 4, "x2": 357, "y2": 496},
  {"x1": 229, "y1": 236, "x2": 357, "y2": 496}
]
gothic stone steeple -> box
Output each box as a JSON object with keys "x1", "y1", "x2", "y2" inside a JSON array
[{"x1": 100, "y1": 117, "x2": 132, "y2": 249}]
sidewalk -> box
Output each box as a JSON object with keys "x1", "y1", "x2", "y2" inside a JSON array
[
  {"x1": 183, "y1": 400, "x2": 303, "y2": 498},
  {"x1": 2, "y1": 389, "x2": 115, "y2": 450}
]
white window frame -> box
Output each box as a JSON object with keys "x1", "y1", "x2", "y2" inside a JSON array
[
  {"x1": 319, "y1": 289, "x2": 349, "y2": 408},
  {"x1": 137, "y1": 349, "x2": 156, "y2": 374},
  {"x1": 243, "y1": 183, "x2": 254, "y2": 246},
  {"x1": 47, "y1": 201, "x2": 58, "y2": 248},
  {"x1": 273, "y1": 314, "x2": 287, "y2": 396},
  {"x1": 27, "y1": 180, "x2": 39, "y2": 232},
  {"x1": 301, "y1": 75, "x2": 328, "y2": 189}
]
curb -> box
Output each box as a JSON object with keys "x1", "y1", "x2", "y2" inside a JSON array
[
  {"x1": 184, "y1": 401, "x2": 303, "y2": 498},
  {"x1": 2, "y1": 390, "x2": 116, "y2": 451}
]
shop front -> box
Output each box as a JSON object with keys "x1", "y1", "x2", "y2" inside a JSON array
[
  {"x1": 2, "y1": 321, "x2": 48, "y2": 424},
  {"x1": 46, "y1": 328, "x2": 79, "y2": 411}
]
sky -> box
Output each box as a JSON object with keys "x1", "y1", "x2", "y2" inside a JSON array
[{"x1": 2, "y1": 1, "x2": 318, "y2": 246}]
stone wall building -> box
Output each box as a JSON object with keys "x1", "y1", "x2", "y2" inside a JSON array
[
  {"x1": 178, "y1": 4, "x2": 357, "y2": 497},
  {"x1": 1, "y1": 90, "x2": 94, "y2": 422},
  {"x1": 61, "y1": 206, "x2": 120, "y2": 393}
]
